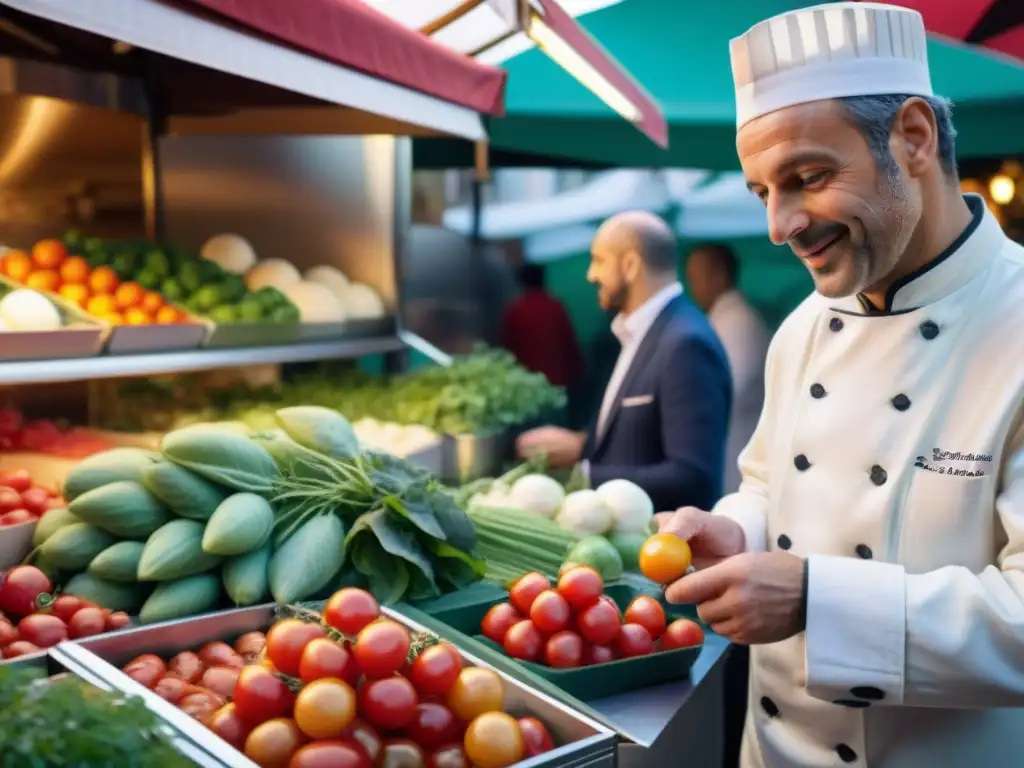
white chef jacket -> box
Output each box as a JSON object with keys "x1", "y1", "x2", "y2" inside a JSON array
[
  {"x1": 707, "y1": 289, "x2": 771, "y2": 493},
  {"x1": 714, "y1": 195, "x2": 1024, "y2": 767}
]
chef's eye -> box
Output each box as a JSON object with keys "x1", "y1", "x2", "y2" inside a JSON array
[{"x1": 800, "y1": 171, "x2": 829, "y2": 189}]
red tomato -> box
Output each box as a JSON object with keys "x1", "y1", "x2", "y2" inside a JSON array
[
  {"x1": 105, "y1": 611, "x2": 131, "y2": 631},
  {"x1": 529, "y1": 590, "x2": 570, "y2": 635},
  {"x1": 581, "y1": 644, "x2": 616, "y2": 666},
  {"x1": 357, "y1": 675, "x2": 419, "y2": 731},
  {"x1": 244, "y1": 717, "x2": 303, "y2": 766},
  {"x1": 124, "y1": 658, "x2": 167, "y2": 689},
  {"x1": 0, "y1": 618, "x2": 17, "y2": 647},
  {"x1": 19, "y1": 487, "x2": 51, "y2": 516},
  {"x1": 153, "y1": 675, "x2": 190, "y2": 704},
  {"x1": 544, "y1": 630, "x2": 584, "y2": 668},
  {"x1": 0, "y1": 468, "x2": 32, "y2": 493},
  {"x1": 323, "y1": 588, "x2": 381, "y2": 637},
  {"x1": 3, "y1": 640, "x2": 40, "y2": 658},
  {"x1": 233, "y1": 665, "x2": 296, "y2": 725},
  {"x1": 234, "y1": 631, "x2": 267, "y2": 660},
  {"x1": 508, "y1": 572, "x2": 550, "y2": 616},
  {"x1": 353, "y1": 620, "x2": 411, "y2": 679},
  {"x1": 49, "y1": 594, "x2": 84, "y2": 623},
  {"x1": 556, "y1": 566, "x2": 603, "y2": 611},
  {"x1": 409, "y1": 643, "x2": 462, "y2": 697},
  {"x1": 341, "y1": 719, "x2": 383, "y2": 763},
  {"x1": 67, "y1": 606, "x2": 106, "y2": 639},
  {"x1": 502, "y1": 620, "x2": 543, "y2": 661},
  {"x1": 180, "y1": 690, "x2": 226, "y2": 719},
  {"x1": 0, "y1": 565, "x2": 52, "y2": 618},
  {"x1": 204, "y1": 703, "x2": 251, "y2": 751},
  {"x1": 168, "y1": 651, "x2": 205, "y2": 683},
  {"x1": 405, "y1": 702, "x2": 463, "y2": 750},
  {"x1": 289, "y1": 739, "x2": 372, "y2": 768},
  {"x1": 201, "y1": 665, "x2": 241, "y2": 699},
  {"x1": 662, "y1": 618, "x2": 705, "y2": 649},
  {"x1": 299, "y1": 637, "x2": 359, "y2": 685},
  {"x1": 0, "y1": 510, "x2": 35, "y2": 526},
  {"x1": 575, "y1": 598, "x2": 621, "y2": 645},
  {"x1": 615, "y1": 624, "x2": 655, "y2": 658},
  {"x1": 624, "y1": 596, "x2": 667, "y2": 641},
  {"x1": 198, "y1": 640, "x2": 246, "y2": 670},
  {"x1": 266, "y1": 619, "x2": 326, "y2": 678},
  {"x1": 598, "y1": 595, "x2": 622, "y2": 618},
  {"x1": 378, "y1": 738, "x2": 425, "y2": 768},
  {"x1": 427, "y1": 743, "x2": 470, "y2": 768},
  {"x1": 0, "y1": 487, "x2": 22, "y2": 514},
  {"x1": 479, "y1": 603, "x2": 521, "y2": 645},
  {"x1": 17, "y1": 613, "x2": 67, "y2": 648},
  {"x1": 518, "y1": 716, "x2": 555, "y2": 756}
]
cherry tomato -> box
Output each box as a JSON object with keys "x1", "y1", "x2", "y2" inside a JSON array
[
  {"x1": 556, "y1": 566, "x2": 603, "y2": 611},
  {"x1": 204, "y1": 703, "x2": 252, "y2": 751},
  {"x1": 234, "y1": 665, "x2": 296, "y2": 725},
  {"x1": 624, "y1": 596, "x2": 667, "y2": 641},
  {"x1": 0, "y1": 618, "x2": 17, "y2": 647},
  {"x1": 662, "y1": 618, "x2": 705, "y2": 649},
  {"x1": 427, "y1": 743, "x2": 469, "y2": 768},
  {"x1": 409, "y1": 643, "x2": 462, "y2": 697},
  {"x1": 19, "y1": 487, "x2": 51, "y2": 516},
  {"x1": 294, "y1": 677, "x2": 357, "y2": 739},
  {"x1": 582, "y1": 643, "x2": 616, "y2": 666},
  {"x1": 323, "y1": 588, "x2": 380, "y2": 637},
  {"x1": 3, "y1": 640, "x2": 40, "y2": 658},
  {"x1": 406, "y1": 702, "x2": 463, "y2": 750},
  {"x1": 616, "y1": 623, "x2": 655, "y2": 658},
  {"x1": 105, "y1": 611, "x2": 131, "y2": 631},
  {"x1": 446, "y1": 667, "x2": 503, "y2": 722},
  {"x1": 289, "y1": 739, "x2": 372, "y2": 768},
  {"x1": 341, "y1": 719, "x2": 383, "y2": 763},
  {"x1": 66, "y1": 606, "x2": 105, "y2": 639},
  {"x1": 180, "y1": 690, "x2": 226, "y2": 719},
  {"x1": 17, "y1": 613, "x2": 67, "y2": 648},
  {"x1": 502, "y1": 620, "x2": 543, "y2": 661},
  {"x1": 0, "y1": 468, "x2": 32, "y2": 493},
  {"x1": 529, "y1": 590, "x2": 570, "y2": 635},
  {"x1": 544, "y1": 630, "x2": 584, "y2": 668},
  {"x1": 479, "y1": 603, "x2": 521, "y2": 645},
  {"x1": 353, "y1": 620, "x2": 411, "y2": 679},
  {"x1": 153, "y1": 675, "x2": 190, "y2": 704},
  {"x1": 518, "y1": 716, "x2": 554, "y2": 756},
  {"x1": 244, "y1": 717, "x2": 303, "y2": 767},
  {"x1": 124, "y1": 658, "x2": 166, "y2": 688},
  {"x1": 575, "y1": 598, "x2": 621, "y2": 645},
  {"x1": 638, "y1": 533, "x2": 692, "y2": 584},
  {"x1": 199, "y1": 640, "x2": 246, "y2": 670},
  {"x1": 0, "y1": 487, "x2": 22, "y2": 514},
  {"x1": 464, "y1": 711, "x2": 525, "y2": 768},
  {"x1": 235, "y1": 631, "x2": 267, "y2": 660},
  {"x1": 358, "y1": 675, "x2": 418, "y2": 731},
  {"x1": 0, "y1": 509, "x2": 35, "y2": 526},
  {"x1": 0, "y1": 565, "x2": 52, "y2": 618},
  {"x1": 49, "y1": 594, "x2": 84, "y2": 623},
  {"x1": 299, "y1": 637, "x2": 359, "y2": 685},
  {"x1": 508, "y1": 572, "x2": 550, "y2": 616},
  {"x1": 202, "y1": 665, "x2": 241, "y2": 699},
  {"x1": 168, "y1": 651, "x2": 205, "y2": 683},
  {"x1": 266, "y1": 619, "x2": 326, "y2": 678}
]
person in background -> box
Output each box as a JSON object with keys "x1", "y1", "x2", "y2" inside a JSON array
[
  {"x1": 686, "y1": 243, "x2": 771, "y2": 493},
  {"x1": 499, "y1": 263, "x2": 584, "y2": 390},
  {"x1": 517, "y1": 211, "x2": 732, "y2": 513}
]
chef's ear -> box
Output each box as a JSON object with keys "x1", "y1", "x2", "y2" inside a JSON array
[
  {"x1": 893, "y1": 97, "x2": 938, "y2": 178},
  {"x1": 621, "y1": 248, "x2": 642, "y2": 282}
]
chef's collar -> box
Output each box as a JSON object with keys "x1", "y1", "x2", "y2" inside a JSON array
[
  {"x1": 611, "y1": 281, "x2": 683, "y2": 345},
  {"x1": 832, "y1": 195, "x2": 1000, "y2": 316}
]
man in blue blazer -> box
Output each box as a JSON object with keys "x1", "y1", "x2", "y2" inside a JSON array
[{"x1": 517, "y1": 211, "x2": 733, "y2": 513}]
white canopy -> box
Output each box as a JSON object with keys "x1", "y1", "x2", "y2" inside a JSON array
[{"x1": 673, "y1": 173, "x2": 769, "y2": 239}]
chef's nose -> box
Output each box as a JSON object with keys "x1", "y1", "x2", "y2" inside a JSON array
[{"x1": 766, "y1": 194, "x2": 810, "y2": 246}]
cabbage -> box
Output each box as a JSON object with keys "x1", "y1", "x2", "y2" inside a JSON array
[
  {"x1": 508, "y1": 474, "x2": 565, "y2": 519},
  {"x1": 596, "y1": 479, "x2": 654, "y2": 535},
  {"x1": 557, "y1": 489, "x2": 612, "y2": 536}
]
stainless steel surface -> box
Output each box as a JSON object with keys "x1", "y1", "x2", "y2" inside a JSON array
[
  {"x1": 72, "y1": 604, "x2": 616, "y2": 767},
  {"x1": 0, "y1": 649, "x2": 48, "y2": 670},
  {"x1": 404, "y1": 439, "x2": 445, "y2": 477},
  {"x1": 0, "y1": 335, "x2": 406, "y2": 384},
  {"x1": 442, "y1": 430, "x2": 515, "y2": 483},
  {"x1": 105, "y1": 321, "x2": 208, "y2": 355}
]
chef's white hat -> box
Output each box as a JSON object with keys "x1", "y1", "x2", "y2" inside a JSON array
[{"x1": 730, "y1": 2, "x2": 933, "y2": 129}]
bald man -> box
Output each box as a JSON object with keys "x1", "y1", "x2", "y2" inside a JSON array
[{"x1": 517, "y1": 211, "x2": 733, "y2": 513}]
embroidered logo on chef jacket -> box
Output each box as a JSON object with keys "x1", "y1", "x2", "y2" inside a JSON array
[{"x1": 914, "y1": 449, "x2": 993, "y2": 476}]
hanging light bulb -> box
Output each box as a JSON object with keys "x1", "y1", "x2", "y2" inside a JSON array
[{"x1": 989, "y1": 175, "x2": 1016, "y2": 205}]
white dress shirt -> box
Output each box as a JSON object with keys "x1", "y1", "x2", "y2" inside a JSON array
[{"x1": 707, "y1": 289, "x2": 771, "y2": 493}]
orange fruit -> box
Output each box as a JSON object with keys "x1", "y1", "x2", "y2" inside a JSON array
[
  {"x1": 155, "y1": 305, "x2": 181, "y2": 325},
  {"x1": 140, "y1": 290, "x2": 165, "y2": 314},
  {"x1": 58, "y1": 283, "x2": 90, "y2": 306},
  {"x1": 85, "y1": 294, "x2": 118, "y2": 317},
  {"x1": 123, "y1": 307, "x2": 153, "y2": 326},
  {"x1": 31, "y1": 239, "x2": 67, "y2": 269},
  {"x1": 1, "y1": 249, "x2": 30, "y2": 277},
  {"x1": 114, "y1": 281, "x2": 144, "y2": 310},
  {"x1": 24, "y1": 270, "x2": 61, "y2": 293},
  {"x1": 88, "y1": 266, "x2": 119, "y2": 294},
  {"x1": 59, "y1": 256, "x2": 90, "y2": 285},
  {"x1": 100, "y1": 311, "x2": 124, "y2": 326}
]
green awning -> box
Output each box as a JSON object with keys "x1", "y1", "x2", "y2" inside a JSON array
[{"x1": 415, "y1": 0, "x2": 1024, "y2": 169}]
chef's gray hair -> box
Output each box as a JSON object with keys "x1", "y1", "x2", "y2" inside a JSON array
[{"x1": 837, "y1": 94, "x2": 958, "y2": 179}]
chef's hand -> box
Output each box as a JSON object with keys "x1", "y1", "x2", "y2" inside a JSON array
[
  {"x1": 515, "y1": 427, "x2": 585, "y2": 469},
  {"x1": 664, "y1": 552, "x2": 806, "y2": 645},
  {"x1": 654, "y1": 507, "x2": 745, "y2": 570}
]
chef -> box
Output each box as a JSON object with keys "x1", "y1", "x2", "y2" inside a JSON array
[{"x1": 657, "y1": 3, "x2": 1024, "y2": 767}]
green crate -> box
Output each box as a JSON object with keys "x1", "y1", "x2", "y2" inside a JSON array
[{"x1": 410, "y1": 580, "x2": 704, "y2": 702}]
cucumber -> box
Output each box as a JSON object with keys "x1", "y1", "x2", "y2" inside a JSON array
[
  {"x1": 62, "y1": 448, "x2": 159, "y2": 501},
  {"x1": 137, "y1": 519, "x2": 222, "y2": 581},
  {"x1": 32, "y1": 508, "x2": 80, "y2": 548},
  {"x1": 202, "y1": 493, "x2": 274, "y2": 556},
  {"x1": 38, "y1": 523, "x2": 116, "y2": 572},
  {"x1": 275, "y1": 406, "x2": 359, "y2": 459},
  {"x1": 268, "y1": 514, "x2": 345, "y2": 603},
  {"x1": 161, "y1": 425, "x2": 280, "y2": 495},
  {"x1": 139, "y1": 573, "x2": 221, "y2": 624},
  {"x1": 142, "y1": 461, "x2": 230, "y2": 521},
  {"x1": 222, "y1": 544, "x2": 270, "y2": 606},
  {"x1": 88, "y1": 541, "x2": 146, "y2": 582},
  {"x1": 64, "y1": 572, "x2": 148, "y2": 614},
  {"x1": 68, "y1": 481, "x2": 172, "y2": 540}
]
